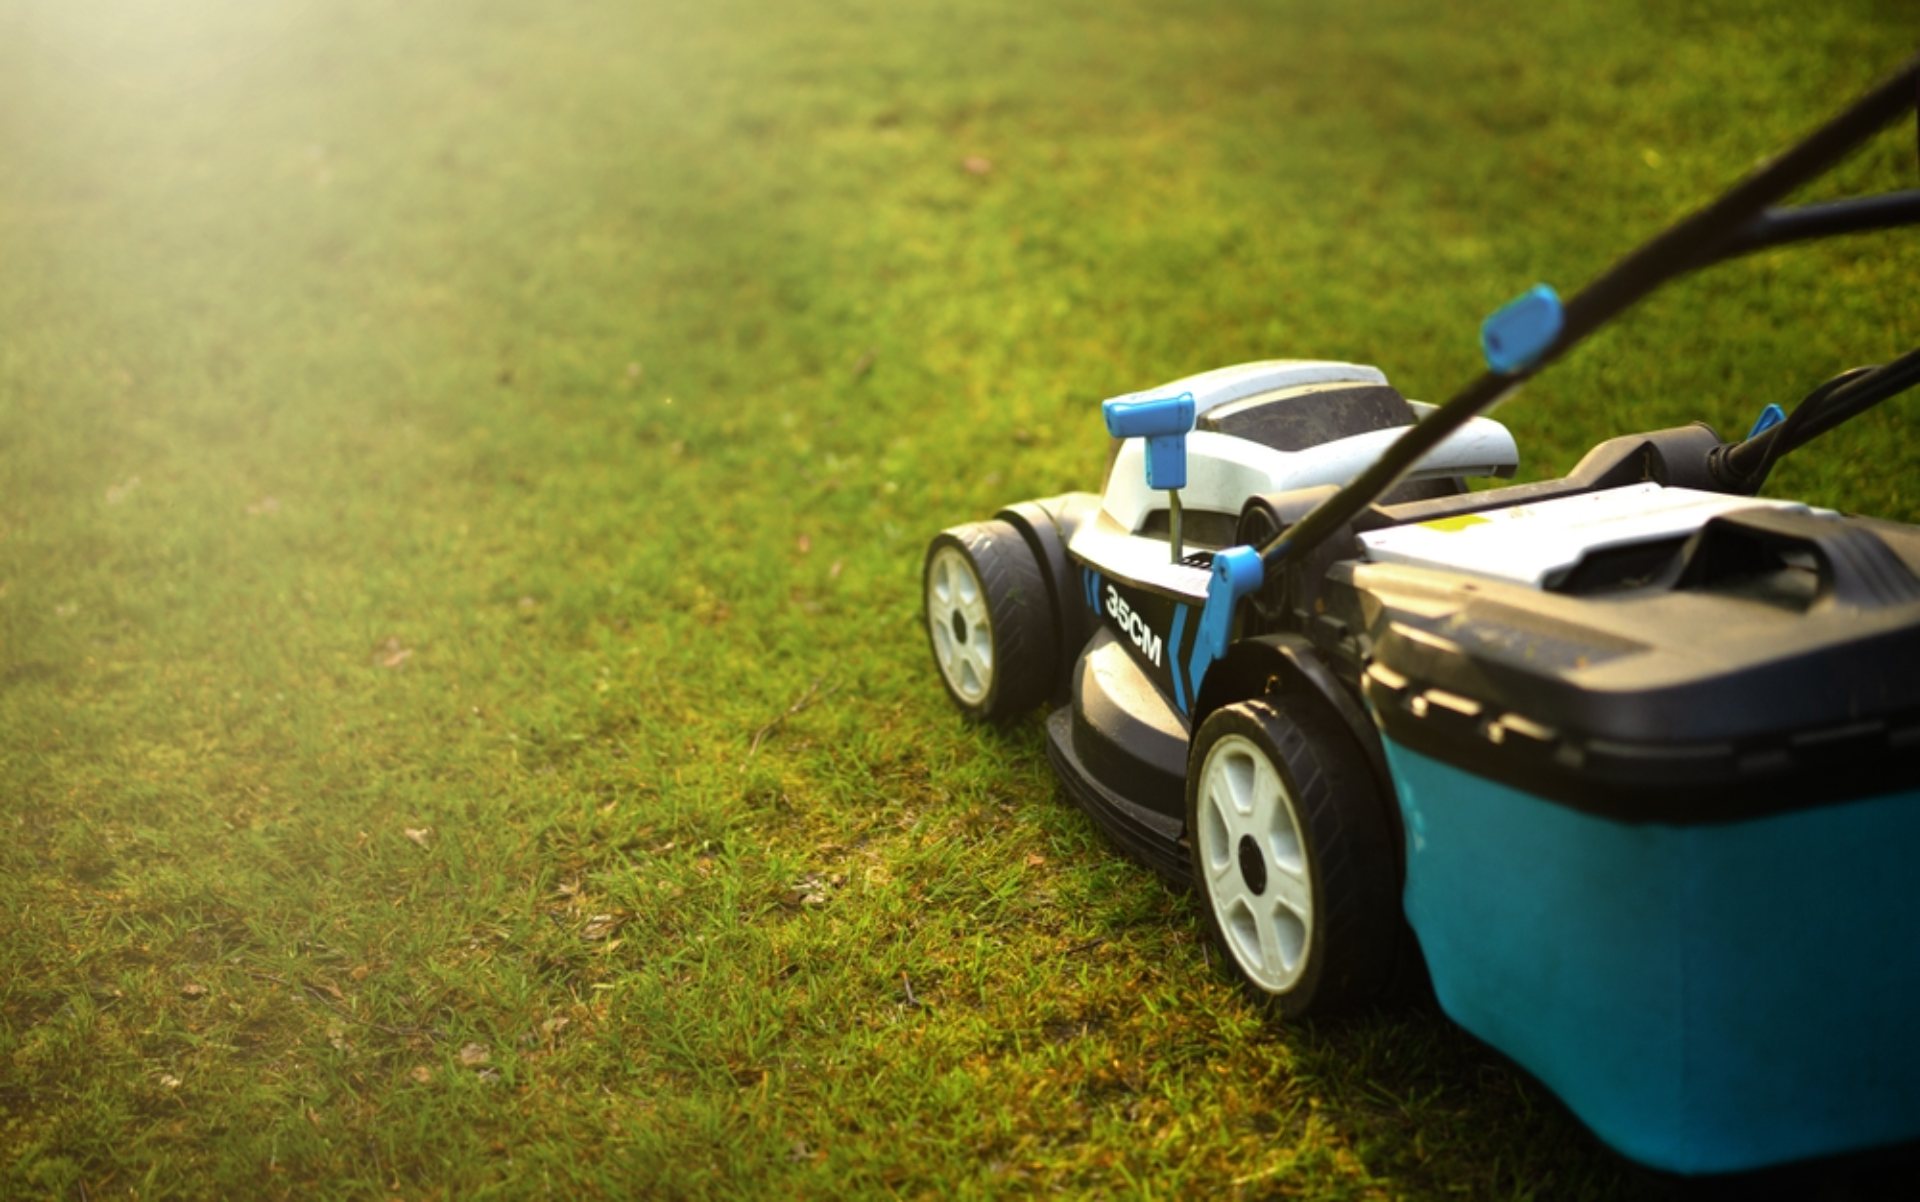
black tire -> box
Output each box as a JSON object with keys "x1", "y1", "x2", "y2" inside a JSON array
[
  {"x1": 923, "y1": 520, "x2": 1058, "y2": 721},
  {"x1": 1186, "y1": 696, "x2": 1402, "y2": 1018}
]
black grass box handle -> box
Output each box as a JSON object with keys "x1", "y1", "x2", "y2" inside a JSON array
[{"x1": 1673, "y1": 509, "x2": 1920, "y2": 610}]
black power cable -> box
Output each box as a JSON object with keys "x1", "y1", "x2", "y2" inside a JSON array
[{"x1": 1712, "y1": 349, "x2": 1920, "y2": 493}]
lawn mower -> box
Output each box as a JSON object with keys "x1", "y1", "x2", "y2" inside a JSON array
[{"x1": 921, "y1": 55, "x2": 1920, "y2": 1177}]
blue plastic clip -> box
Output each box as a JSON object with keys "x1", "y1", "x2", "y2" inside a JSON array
[
  {"x1": 1747, "y1": 403, "x2": 1786, "y2": 439},
  {"x1": 1481, "y1": 284, "x2": 1563, "y2": 374},
  {"x1": 1103, "y1": 391, "x2": 1196, "y2": 490},
  {"x1": 1187, "y1": 546, "x2": 1264, "y2": 698}
]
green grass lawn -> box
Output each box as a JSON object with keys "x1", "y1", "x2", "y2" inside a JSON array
[{"x1": 3, "y1": 0, "x2": 1916, "y2": 1196}]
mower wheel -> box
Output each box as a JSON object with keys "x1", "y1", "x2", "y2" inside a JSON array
[
  {"x1": 1187, "y1": 696, "x2": 1401, "y2": 1017},
  {"x1": 923, "y1": 520, "x2": 1057, "y2": 721}
]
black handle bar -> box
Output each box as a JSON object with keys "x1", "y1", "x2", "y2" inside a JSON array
[{"x1": 1260, "y1": 52, "x2": 1920, "y2": 573}]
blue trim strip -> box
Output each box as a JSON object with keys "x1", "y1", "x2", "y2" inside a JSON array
[{"x1": 1167, "y1": 604, "x2": 1190, "y2": 713}]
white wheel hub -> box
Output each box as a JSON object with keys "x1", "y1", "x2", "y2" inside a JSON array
[
  {"x1": 927, "y1": 545, "x2": 994, "y2": 705},
  {"x1": 1196, "y1": 732, "x2": 1314, "y2": 993}
]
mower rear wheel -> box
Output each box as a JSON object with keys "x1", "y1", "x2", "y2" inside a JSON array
[
  {"x1": 1187, "y1": 697, "x2": 1401, "y2": 1018},
  {"x1": 923, "y1": 520, "x2": 1057, "y2": 721}
]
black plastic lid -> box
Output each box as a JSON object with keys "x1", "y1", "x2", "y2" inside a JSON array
[
  {"x1": 1199, "y1": 384, "x2": 1414, "y2": 452},
  {"x1": 1359, "y1": 508, "x2": 1920, "y2": 823}
]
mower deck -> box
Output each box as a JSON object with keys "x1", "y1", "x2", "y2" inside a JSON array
[{"x1": 1043, "y1": 629, "x2": 1192, "y2": 884}]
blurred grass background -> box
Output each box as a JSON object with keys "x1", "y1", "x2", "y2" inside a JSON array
[{"x1": 1, "y1": 0, "x2": 1915, "y2": 1196}]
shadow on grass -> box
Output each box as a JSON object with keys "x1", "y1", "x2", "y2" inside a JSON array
[{"x1": 1286, "y1": 1002, "x2": 1920, "y2": 1202}]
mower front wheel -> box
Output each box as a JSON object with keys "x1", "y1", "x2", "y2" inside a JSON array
[
  {"x1": 923, "y1": 520, "x2": 1058, "y2": 721},
  {"x1": 1187, "y1": 697, "x2": 1401, "y2": 1018}
]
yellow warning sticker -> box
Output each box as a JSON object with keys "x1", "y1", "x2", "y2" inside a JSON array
[{"x1": 1419, "y1": 514, "x2": 1492, "y2": 533}]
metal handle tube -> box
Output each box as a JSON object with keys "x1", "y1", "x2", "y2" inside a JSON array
[{"x1": 1713, "y1": 190, "x2": 1920, "y2": 261}]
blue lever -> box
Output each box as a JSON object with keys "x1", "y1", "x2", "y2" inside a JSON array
[
  {"x1": 1187, "y1": 545, "x2": 1264, "y2": 697},
  {"x1": 1481, "y1": 284, "x2": 1563, "y2": 374},
  {"x1": 1103, "y1": 391, "x2": 1195, "y2": 490}
]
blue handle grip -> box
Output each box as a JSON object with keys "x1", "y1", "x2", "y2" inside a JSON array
[
  {"x1": 1103, "y1": 393, "x2": 1195, "y2": 439},
  {"x1": 1481, "y1": 284, "x2": 1564, "y2": 375}
]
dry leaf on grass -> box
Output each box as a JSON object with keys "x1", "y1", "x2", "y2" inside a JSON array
[
  {"x1": 179, "y1": 982, "x2": 209, "y2": 999},
  {"x1": 580, "y1": 914, "x2": 622, "y2": 941},
  {"x1": 457, "y1": 1042, "x2": 490, "y2": 1067},
  {"x1": 410, "y1": 1066, "x2": 434, "y2": 1084},
  {"x1": 403, "y1": 827, "x2": 432, "y2": 848},
  {"x1": 375, "y1": 636, "x2": 413, "y2": 668}
]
